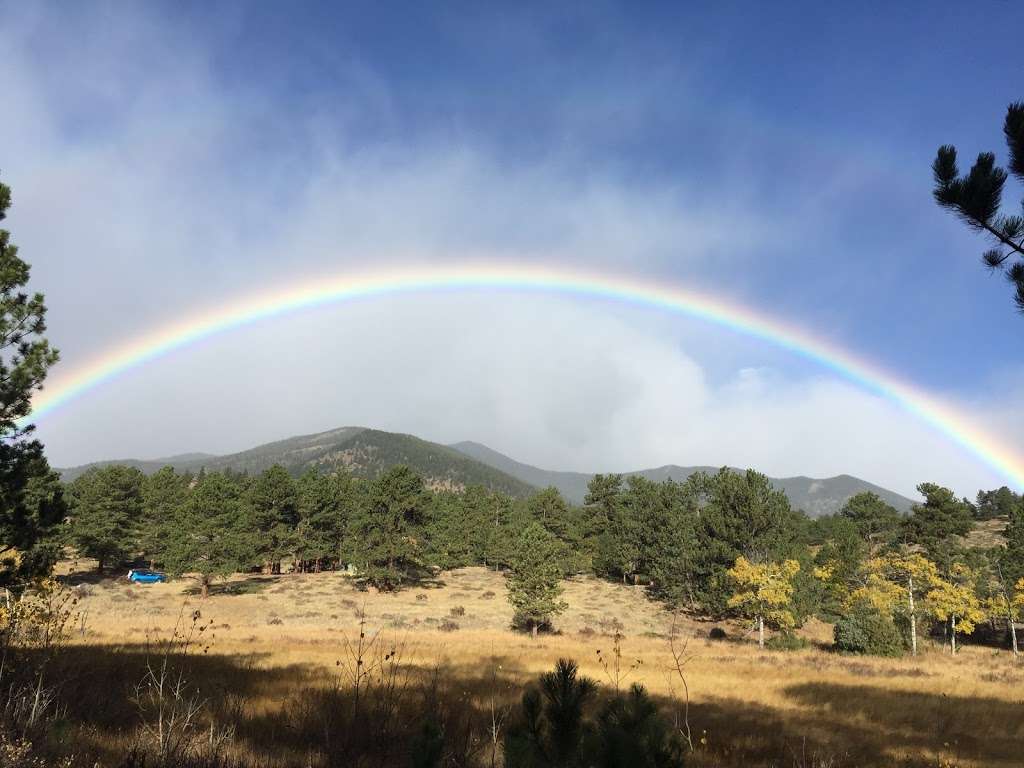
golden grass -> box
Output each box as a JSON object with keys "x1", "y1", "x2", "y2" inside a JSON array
[{"x1": 59, "y1": 565, "x2": 1024, "y2": 767}]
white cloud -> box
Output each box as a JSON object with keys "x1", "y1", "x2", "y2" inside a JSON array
[
  {"x1": 2, "y1": 3, "x2": 1018, "y2": 500},
  {"x1": 34, "y1": 294, "x2": 1009, "y2": 498}
]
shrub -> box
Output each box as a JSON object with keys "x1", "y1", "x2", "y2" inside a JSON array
[
  {"x1": 449, "y1": 605, "x2": 465, "y2": 617},
  {"x1": 505, "y1": 659, "x2": 596, "y2": 767},
  {"x1": 833, "y1": 601, "x2": 904, "y2": 657},
  {"x1": 708, "y1": 627, "x2": 727, "y2": 640},
  {"x1": 505, "y1": 661, "x2": 684, "y2": 768},
  {"x1": 766, "y1": 632, "x2": 809, "y2": 651},
  {"x1": 439, "y1": 619, "x2": 459, "y2": 632},
  {"x1": 592, "y1": 684, "x2": 686, "y2": 767},
  {"x1": 480, "y1": 591, "x2": 496, "y2": 600}
]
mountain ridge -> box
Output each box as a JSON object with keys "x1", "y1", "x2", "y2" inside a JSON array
[
  {"x1": 57, "y1": 426, "x2": 536, "y2": 498},
  {"x1": 448, "y1": 440, "x2": 916, "y2": 516},
  {"x1": 58, "y1": 426, "x2": 916, "y2": 516}
]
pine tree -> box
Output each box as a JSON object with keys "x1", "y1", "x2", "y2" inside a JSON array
[
  {"x1": 0, "y1": 173, "x2": 60, "y2": 587},
  {"x1": 644, "y1": 478, "x2": 700, "y2": 605},
  {"x1": 161, "y1": 472, "x2": 250, "y2": 598},
  {"x1": 507, "y1": 521, "x2": 568, "y2": 638},
  {"x1": 902, "y1": 483, "x2": 974, "y2": 560},
  {"x1": 0, "y1": 456, "x2": 66, "y2": 587},
  {"x1": 585, "y1": 474, "x2": 625, "y2": 579},
  {"x1": 839, "y1": 492, "x2": 900, "y2": 546},
  {"x1": 347, "y1": 465, "x2": 426, "y2": 590},
  {"x1": 294, "y1": 469, "x2": 354, "y2": 572},
  {"x1": 504, "y1": 659, "x2": 597, "y2": 767},
  {"x1": 693, "y1": 469, "x2": 802, "y2": 613},
  {"x1": 811, "y1": 517, "x2": 869, "y2": 618},
  {"x1": 69, "y1": 465, "x2": 145, "y2": 573},
  {"x1": 425, "y1": 485, "x2": 495, "y2": 569},
  {"x1": 932, "y1": 102, "x2": 1024, "y2": 312},
  {"x1": 140, "y1": 466, "x2": 188, "y2": 567},
  {"x1": 527, "y1": 487, "x2": 588, "y2": 573},
  {"x1": 245, "y1": 465, "x2": 299, "y2": 573},
  {"x1": 975, "y1": 486, "x2": 1021, "y2": 521}
]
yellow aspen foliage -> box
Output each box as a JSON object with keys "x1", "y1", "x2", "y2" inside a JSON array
[
  {"x1": 845, "y1": 557, "x2": 903, "y2": 616},
  {"x1": 1013, "y1": 578, "x2": 1024, "y2": 614},
  {"x1": 882, "y1": 553, "x2": 939, "y2": 590},
  {"x1": 726, "y1": 556, "x2": 801, "y2": 648},
  {"x1": 925, "y1": 564, "x2": 985, "y2": 655},
  {"x1": 854, "y1": 552, "x2": 938, "y2": 656}
]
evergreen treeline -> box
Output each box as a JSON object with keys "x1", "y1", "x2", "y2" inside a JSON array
[{"x1": 57, "y1": 461, "x2": 1024, "y2": 654}]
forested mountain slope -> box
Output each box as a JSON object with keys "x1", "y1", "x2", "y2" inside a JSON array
[
  {"x1": 59, "y1": 427, "x2": 535, "y2": 497},
  {"x1": 59, "y1": 426, "x2": 915, "y2": 515},
  {"x1": 449, "y1": 441, "x2": 915, "y2": 516}
]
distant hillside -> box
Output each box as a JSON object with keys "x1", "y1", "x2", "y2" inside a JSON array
[
  {"x1": 57, "y1": 453, "x2": 218, "y2": 481},
  {"x1": 449, "y1": 441, "x2": 915, "y2": 517},
  {"x1": 59, "y1": 427, "x2": 536, "y2": 498},
  {"x1": 60, "y1": 427, "x2": 916, "y2": 515}
]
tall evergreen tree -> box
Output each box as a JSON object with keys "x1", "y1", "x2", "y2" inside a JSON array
[
  {"x1": 932, "y1": 102, "x2": 1024, "y2": 312},
  {"x1": 69, "y1": 465, "x2": 145, "y2": 573},
  {"x1": 526, "y1": 487, "x2": 588, "y2": 573},
  {"x1": 0, "y1": 173, "x2": 60, "y2": 587},
  {"x1": 975, "y1": 486, "x2": 1021, "y2": 521},
  {"x1": 584, "y1": 474, "x2": 624, "y2": 579},
  {"x1": 140, "y1": 466, "x2": 188, "y2": 566},
  {"x1": 839, "y1": 492, "x2": 900, "y2": 546},
  {"x1": 0, "y1": 456, "x2": 66, "y2": 586},
  {"x1": 347, "y1": 465, "x2": 426, "y2": 589},
  {"x1": 901, "y1": 482, "x2": 974, "y2": 560},
  {"x1": 245, "y1": 465, "x2": 299, "y2": 573},
  {"x1": 425, "y1": 485, "x2": 498, "y2": 569},
  {"x1": 812, "y1": 516, "x2": 868, "y2": 619},
  {"x1": 692, "y1": 468, "x2": 803, "y2": 613},
  {"x1": 294, "y1": 468, "x2": 355, "y2": 571},
  {"x1": 161, "y1": 471, "x2": 250, "y2": 597},
  {"x1": 507, "y1": 521, "x2": 567, "y2": 637}
]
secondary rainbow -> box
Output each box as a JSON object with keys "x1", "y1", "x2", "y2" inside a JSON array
[{"x1": 29, "y1": 262, "x2": 1024, "y2": 488}]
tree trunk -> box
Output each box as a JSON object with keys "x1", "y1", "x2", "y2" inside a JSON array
[
  {"x1": 97, "y1": 557, "x2": 104, "y2": 575},
  {"x1": 908, "y1": 576, "x2": 917, "y2": 657},
  {"x1": 758, "y1": 615, "x2": 765, "y2": 649},
  {"x1": 950, "y1": 616, "x2": 957, "y2": 655},
  {"x1": 201, "y1": 578, "x2": 209, "y2": 600},
  {"x1": 531, "y1": 622, "x2": 538, "y2": 640},
  {"x1": 1001, "y1": 589, "x2": 1019, "y2": 657}
]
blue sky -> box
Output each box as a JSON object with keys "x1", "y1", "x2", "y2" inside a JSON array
[{"x1": 2, "y1": 1, "x2": 1022, "y2": 495}]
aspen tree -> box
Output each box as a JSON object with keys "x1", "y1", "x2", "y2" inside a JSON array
[
  {"x1": 926, "y1": 564, "x2": 985, "y2": 656},
  {"x1": 726, "y1": 556, "x2": 801, "y2": 649}
]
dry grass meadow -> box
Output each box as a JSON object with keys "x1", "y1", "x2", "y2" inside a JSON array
[{"x1": 50, "y1": 564, "x2": 1024, "y2": 767}]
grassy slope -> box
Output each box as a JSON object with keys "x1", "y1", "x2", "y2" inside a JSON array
[{"x1": 66, "y1": 564, "x2": 1024, "y2": 767}]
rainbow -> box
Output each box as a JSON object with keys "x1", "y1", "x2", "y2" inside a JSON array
[{"x1": 28, "y1": 262, "x2": 1023, "y2": 488}]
